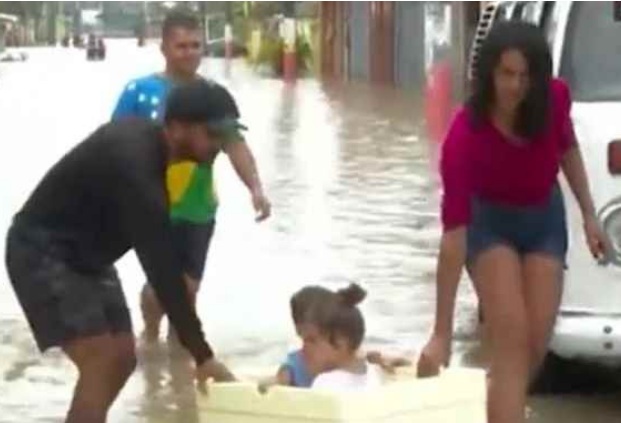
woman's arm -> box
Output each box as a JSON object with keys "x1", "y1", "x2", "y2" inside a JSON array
[
  {"x1": 419, "y1": 111, "x2": 472, "y2": 376},
  {"x1": 417, "y1": 228, "x2": 466, "y2": 377},
  {"x1": 432, "y1": 227, "x2": 467, "y2": 337},
  {"x1": 556, "y1": 79, "x2": 606, "y2": 260},
  {"x1": 433, "y1": 111, "x2": 471, "y2": 337},
  {"x1": 561, "y1": 145, "x2": 596, "y2": 218},
  {"x1": 556, "y1": 78, "x2": 595, "y2": 218},
  {"x1": 561, "y1": 145, "x2": 607, "y2": 260}
]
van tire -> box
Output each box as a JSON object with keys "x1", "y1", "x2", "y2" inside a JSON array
[{"x1": 530, "y1": 352, "x2": 621, "y2": 394}]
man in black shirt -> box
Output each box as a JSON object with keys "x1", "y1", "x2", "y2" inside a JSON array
[{"x1": 4, "y1": 79, "x2": 270, "y2": 423}]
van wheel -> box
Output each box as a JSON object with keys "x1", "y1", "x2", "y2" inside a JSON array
[{"x1": 530, "y1": 352, "x2": 621, "y2": 394}]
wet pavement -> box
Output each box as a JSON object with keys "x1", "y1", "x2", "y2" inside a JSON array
[{"x1": 0, "y1": 40, "x2": 619, "y2": 422}]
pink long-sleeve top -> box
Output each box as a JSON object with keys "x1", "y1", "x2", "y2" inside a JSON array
[{"x1": 440, "y1": 78, "x2": 577, "y2": 231}]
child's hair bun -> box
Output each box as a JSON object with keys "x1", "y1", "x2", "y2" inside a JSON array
[{"x1": 336, "y1": 283, "x2": 367, "y2": 307}]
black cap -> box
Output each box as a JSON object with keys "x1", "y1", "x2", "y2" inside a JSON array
[{"x1": 165, "y1": 78, "x2": 247, "y2": 138}]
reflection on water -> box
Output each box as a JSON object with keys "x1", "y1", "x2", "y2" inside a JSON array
[
  {"x1": 137, "y1": 344, "x2": 200, "y2": 423},
  {"x1": 0, "y1": 42, "x2": 619, "y2": 422}
]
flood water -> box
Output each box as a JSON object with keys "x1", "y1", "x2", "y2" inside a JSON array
[{"x1": 0, "y1": 40, "x2": 619, "y2": 422}]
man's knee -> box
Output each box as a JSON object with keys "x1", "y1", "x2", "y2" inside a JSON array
[
  {"x1": 80, "y1": 338, "x2": 136, "y2": 379},
  {"x1": 141, "y1": 284, "x2": 155, "y2": 302},
  {"x1": 112, "y1": 336, "x2": 137, "y2": 378},
  {"x1": 66, "y1": 335, "x2": 136, "y2": 380},
  {"x1": 184, "y1": 275, "x2": 199, "y2": 304},
  {"x1": 94, "y1": 340, "x2": 136, "y2": 383},
  {"x1": 141, "y1": 284, "x2": 162, "y2": 313}
]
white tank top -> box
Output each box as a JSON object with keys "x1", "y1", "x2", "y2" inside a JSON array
[{"x1": 311, "y1": 364, "x2": 383, "y2": 392}]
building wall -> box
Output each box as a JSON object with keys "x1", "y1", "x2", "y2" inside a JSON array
[
  {"x1": 0, "y1": 23, "x2": 6, "y2": 51},
  {"x1": 394, "y1": 2, "x2": 425, "y2": 89},
  {"x1": 320, "y1": 2, "x2": 346, "y2": 80},
  {"x1": 423, "y1": 2, "x2": 482, "y2": 144},
  {"x1": 319, "y1": 1, "x2": 480, "y2": 92},
  {"x1": 347, "y1": 2, "x2": 370, "y2": 81},
  {"x1": 369, "y1": 1, "x2": 394, "y2": 85}
]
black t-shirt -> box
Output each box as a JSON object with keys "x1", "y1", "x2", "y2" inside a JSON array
[{"x1": 15, "y1": 118, "x2": 213, "y2": 364}]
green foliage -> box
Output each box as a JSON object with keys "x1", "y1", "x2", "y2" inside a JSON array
[
  {"x1": 0, "y1": 2, "x2": 45, "y2": 18},
  {"x1": 252, "y1": 32, "x2": 313, "y2": 77},
  {"x1": 255, "y1": 35, "x2": 284, "y2": 76},
  {"x1": 295, "y1": 34, "x2": 312, "y2": 74}
]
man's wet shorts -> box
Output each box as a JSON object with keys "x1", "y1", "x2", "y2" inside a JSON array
[{"x1": 5, "y1": 223, "x2": 132, "y2": 351}]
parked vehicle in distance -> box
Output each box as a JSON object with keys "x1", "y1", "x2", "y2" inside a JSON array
[{"x1": 86, "y1": 34, "x2": 105, "y2": 61}]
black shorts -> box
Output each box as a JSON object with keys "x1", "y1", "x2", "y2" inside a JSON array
[
  {"x1": 170, "y1": 219, "x2": 215, "y2": 282},
  {"x1": 5, "y1": 224, "x2": 132, "y2": 352}
]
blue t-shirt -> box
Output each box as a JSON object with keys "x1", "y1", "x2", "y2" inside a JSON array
[
  {"x1": 283, "y1": 350, "x2": 313, "y2": 388},
  {"x1": 112, "y1": 74, "x2": 171, "y2": 122},
  {"x1": 111, "y1": 74, "x2": 219, "y2": 223}
]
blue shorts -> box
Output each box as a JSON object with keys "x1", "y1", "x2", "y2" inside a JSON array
[
  {"x1": 467, "y1": 184, "x2": 568, "y2": 266},
  {"x1": 170, "y1": 219, "x2": 215, "y2": 282}
]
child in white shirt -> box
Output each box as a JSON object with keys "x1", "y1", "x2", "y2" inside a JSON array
[
  {"x1": 303, "y1": 283, "x2": 384, "y2": 392},
  {"x1": 260, "y1": 284, "x2": 412, "y2": 393}
]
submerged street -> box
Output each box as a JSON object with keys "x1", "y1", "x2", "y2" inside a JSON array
[{"x1": 0, "y1": 41, "x2": 618, "y2": 422}]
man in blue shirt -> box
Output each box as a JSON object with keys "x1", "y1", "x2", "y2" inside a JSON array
[{"x1": 112, "y1": 10, "x2": 271, "y2": 344}]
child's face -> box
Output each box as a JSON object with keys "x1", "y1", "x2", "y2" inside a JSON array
[
  {"x1": 295, "y1": 322, "x2": 324, "y2": 375},
  {"x1": 300, "y1": 323, "x2": 350, "y2": 374},
  {"x1": 295, "y1": 322, "x2": 310, "y2": 339}
]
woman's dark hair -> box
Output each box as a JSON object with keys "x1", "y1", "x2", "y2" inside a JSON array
[
  {"x1": 468, "y1": 21, "x2": 552, "y2": 138},
  {"x1": 305, "y1": 283, "x2": 367, "y2": 351},
  {"x1": 290, "y1": 285, "x2": 335, "y2": 326}
]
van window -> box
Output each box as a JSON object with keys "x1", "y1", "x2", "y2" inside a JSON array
[
  {"x1": 521, "y1": 1, "x2": 545, "y2": 25},
  {"x1": 560, "y1": 2, "x2": 621, "y2": 102},
  {"x1": 496, "y1": 3, "x2": 516, "y2": 21},
  {"x1": 543, "y1": 3, "x2": 559, "y2": 47}
]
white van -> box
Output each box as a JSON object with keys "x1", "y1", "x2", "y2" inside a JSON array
[{"x1": 470, "y1": 1, "x2": 621, "y2": 367}]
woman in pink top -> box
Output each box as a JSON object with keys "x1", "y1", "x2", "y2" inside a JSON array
[{"x1": 418, "y1": 22, "x2": 607, "y2": 423}]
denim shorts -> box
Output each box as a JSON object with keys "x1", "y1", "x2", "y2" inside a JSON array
[{"x1": 466, "y1": 184, "x2": 568, "y2": 266}]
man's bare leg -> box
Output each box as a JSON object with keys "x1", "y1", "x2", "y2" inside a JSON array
[
  {"x1": 63, "y1": 333, "x2": 136, "y2": 423},
  {"x1": 140, "y1": 284, "x2": 164, "y2": 342}
]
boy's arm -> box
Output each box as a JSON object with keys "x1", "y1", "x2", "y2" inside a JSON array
[
  {"x1": 223, "y1": 140, "x2": 271, "y2": 221},
  {"x1": 258, "y1": 366, "x2": 292, "y2": 393},
  {"x1": 276, "y1": 365, "x2": 293, "y2": 385}
]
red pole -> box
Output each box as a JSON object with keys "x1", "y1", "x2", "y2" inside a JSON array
[
  {"x1": 424, "y1": 59, "x2": 453, "y2": 145},
  {"x1": 282, "y1": 2, "x2": 297, "y2": 82},
  {"x1": 282, "y1": 17, "x2": 296, "y2": 82}
]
